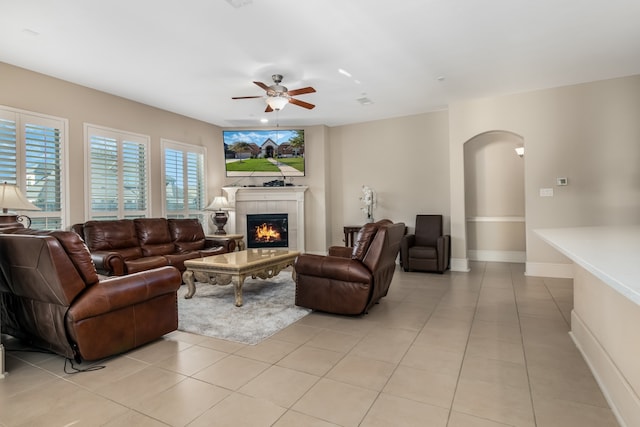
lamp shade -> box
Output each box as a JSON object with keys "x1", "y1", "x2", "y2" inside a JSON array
[
  {"x1": 266, "y1": 96, "x2": 289, "y2": 111},
  {"x1": 0, "y1": 182, "x2": 41, "y2": 213},
  {"x1": 205, "y1": 196, "x2": 229, "y2": 211}
]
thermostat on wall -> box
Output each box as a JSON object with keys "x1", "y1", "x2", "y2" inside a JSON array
[{"x1": 556, "y1": 177, "x2": 568, "y2": 186}]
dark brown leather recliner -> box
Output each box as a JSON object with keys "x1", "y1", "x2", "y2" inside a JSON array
[
  {"x1": 0, "y1": 228, "x2": 182, "y2": 361},
  {"x1": 293, "y1": 219, "x2": 405, "y2": 315},
  {"x1": 400, "y1": 214, "x2": 451, "y2": 273}
]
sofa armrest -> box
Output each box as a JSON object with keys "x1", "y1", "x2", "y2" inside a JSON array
[
  {"x1": 294, "y1": 254, "x2": 372, "y2": 283},
  {"x1": 437, "y1": 235, "x2": 451, "y2": 270},
  {"x1": 205, "y1": 237, "x2": 235, "y2": 252},
  {"x1": 400, "y1": 234, "x2": 416, "y2": 261},
  {"x1": 67, "y1": 266, "x2": 182, "y2": 321},
  {"x1": 328, "y1": 246, "x2": 352, "y2": 258},
  {"x1": 90, "y1": 250, "x2": 125, "y2": 276}
]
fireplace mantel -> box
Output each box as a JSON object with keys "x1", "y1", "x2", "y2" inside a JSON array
[{"x1": 222, "y1": 186, "x2": 308, "y2": 251}]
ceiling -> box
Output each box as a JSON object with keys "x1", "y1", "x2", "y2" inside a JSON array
[{"x1": 1, "y1": 0, "x2": 640, "y2": 128}]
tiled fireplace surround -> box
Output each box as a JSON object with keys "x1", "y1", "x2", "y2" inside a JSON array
[{"x1": 222, "y1": 186, "x2": 308, "y2": 252}]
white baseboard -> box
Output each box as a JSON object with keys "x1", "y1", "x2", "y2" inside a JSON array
[
  {"x1": 468, "y1": 250, "x2": 525, "y2": 263},
  {"x1": 450, "y1": 257, "x2": 470, "y2": 272},
  {"x1": 525, "y1": 262, "x2": 573, "y2": 278},
  {"x1": 571, "y1": 310, "x2": 636, "y2": 427}
]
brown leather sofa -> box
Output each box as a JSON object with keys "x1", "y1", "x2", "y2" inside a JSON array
[
  {"x1": 0, "y1": 228, "x2": 182, "y2": 361},
  {"x1": 72, "y1": 218, "x2": 235, "y2": 276},
  {"x1": 294, "y1": 219, "x2": 405, "y2": 315}
]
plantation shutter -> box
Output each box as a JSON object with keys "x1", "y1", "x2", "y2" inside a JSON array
[
  {"x1": 162, "y1": 140, "x2": 206, "y2": 227},
  {"x1": 122, "y1": 140, "x2": 147, "y2": 214},
  {"x1": 0, "y1": 117, "x2": 17, "y2": 184},
  {"x1": 89, "y1": 135, "x2": 119, "y2": 214},
  {"x1": 0, "y1": 108, "x2": 66, "y2": 229},
  {"x1": 24, "y1": 121, "x2": 63, "y2": 222},
  {"x1": 86, "y1": 125, "x2": 150, "y2": 220}
]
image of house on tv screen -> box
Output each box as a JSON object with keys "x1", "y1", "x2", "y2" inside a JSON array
[{"x1": 223, "y1": 129, "x2": 305, "y2": 177}]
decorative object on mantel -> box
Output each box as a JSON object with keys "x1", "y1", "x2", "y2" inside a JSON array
[
  {"x1": 205, "y1": 196, "x2": 230, "y2": 235},
  {"x1": 176, "y1": 270, "x2": 310, "y2": 345},
  {"x1": 360, "y1": 185, "x2": 376, "y2": 223},
  {"x1": 0, "y1": 182, "x2": 41, "y2": 229}
]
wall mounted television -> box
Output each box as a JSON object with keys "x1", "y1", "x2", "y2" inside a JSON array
[{"x1": 223, "y1": 129, "x2": 305, "y2": 177}]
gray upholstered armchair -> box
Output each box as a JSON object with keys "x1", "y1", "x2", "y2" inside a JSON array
[{"x1": 400, "y1": 214, "x2": 450, "y2": 273}]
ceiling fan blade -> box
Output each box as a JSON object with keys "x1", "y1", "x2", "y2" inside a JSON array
[
  {"x1": 253, "y1": 81, "x2": 270, "y2": 91},
  {"x1": 289, "y1": 98, "x2": 315, "y2": 110},
  {"x1": 287, "y1": 86, "x2": 316, "y2": 96},
  {"x1": 265, "y1": 104, "x2": 274, "y2": 113},
  {"x1": 232, "y1": 95, "x2": 263, "y2": 99}
]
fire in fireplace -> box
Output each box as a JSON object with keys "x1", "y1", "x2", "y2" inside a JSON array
[{"x1": 246, "y1": 213, "x2": 289, "y2": 248}]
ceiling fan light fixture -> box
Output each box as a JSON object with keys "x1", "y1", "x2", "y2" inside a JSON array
[{"x1": 266, "y1": 96, "x2": 288, "y2": 111}]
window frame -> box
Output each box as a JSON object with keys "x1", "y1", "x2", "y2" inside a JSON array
[
  {"x1": 0, "y1": 105, "x2": 69, "y2": 230},
  {"x1": 161, "y1": 138, "x2": 208, "y2": 230},
  {"x1": 84, "y1": 123, "x2": 151, "y2": 221}
]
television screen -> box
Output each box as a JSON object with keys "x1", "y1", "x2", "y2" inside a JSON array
[{"x1": 223, "y1": 129, "x2": 305, "y2": 177}]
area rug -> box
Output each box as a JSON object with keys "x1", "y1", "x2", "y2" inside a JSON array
[{"x1": 176, "y1": 271, "x2": 311, "y2": 345}]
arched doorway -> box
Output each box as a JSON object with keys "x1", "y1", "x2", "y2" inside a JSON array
[{"x1": 464, "y1": 131, "x2": 526, "y2": 263}]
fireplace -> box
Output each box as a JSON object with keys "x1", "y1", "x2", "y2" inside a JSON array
[{"x1": 246, "y1": 213, "x2": 289, "y2": 249}]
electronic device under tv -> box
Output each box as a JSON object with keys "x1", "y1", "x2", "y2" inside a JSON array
[{"x1": 223, "y1": 129, "x2": 305, "y2": 178}]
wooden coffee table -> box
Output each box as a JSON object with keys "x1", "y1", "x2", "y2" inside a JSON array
[{"x1": 182, "y1": 249, "x2": 300, "y2": 307}]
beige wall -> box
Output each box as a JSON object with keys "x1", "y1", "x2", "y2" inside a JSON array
[
  {"x1": 4, "y1": 61, "x2": 639, "y2": 275},
  {"x1": 450, "y1": 74, "x2": 640, "y2": 274},
  {"x1": 328, "y1": 111, "x2": 451, "y2": 246},
  {"x1": 0, "y1": 62, "x2": 331, "y2": 252},
  {"x1": 0, "y1": 62, "x2": 222, "y2": 226}
]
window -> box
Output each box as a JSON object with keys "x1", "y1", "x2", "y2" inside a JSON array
[
  {"x1": 0, "y1": 107, "x2": 67, "y2": 230},
  {"x1": 85, "y1": 124, "x2": 150, "y2": 220},
  {"x1": 162, "y1": 139, "x2": 207, "y2": 228}
]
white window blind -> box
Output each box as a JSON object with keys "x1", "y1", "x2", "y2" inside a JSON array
[
  {"x1": 162, "y1": 139, "x2": 206, "y2": 228},
  {"x1": 86, "y1": 125, "x2": 150, "y2": 220},
  {"x1": 0, "y1": 107, "x2": 67, "y2": 229}
]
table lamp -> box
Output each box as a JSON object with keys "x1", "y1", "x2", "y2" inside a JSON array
[
  {"x1": 205, "y1": 196, "x2": 230, "y2": 235},
  {"x1": 0, "y1": 182, "x2": 41, "y2": 229}
]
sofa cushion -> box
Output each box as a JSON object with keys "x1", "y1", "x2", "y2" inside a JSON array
[
  {"x1": 168, "y1": 218, "x2": 206, "y2": 253},
  {"x1": 83, "y1": 220, "x2": 140, "y2": 251},
  {"x1": 351, "y1": 223, "x2": 378, "y2": 261},
  {"x1": 134, "y1": 218, "x2": 175, "y2": 256}
]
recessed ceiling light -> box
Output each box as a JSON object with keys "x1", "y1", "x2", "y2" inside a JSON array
[
  {"x1": 437, "y1": 76, "x2": 445, "y2": 82},
  {"x1": 338, "y1": 68, "x2": 352, "y2": 78},
  {"x1": 357, "y1": 97, "x2": 373, "y2": 106}
]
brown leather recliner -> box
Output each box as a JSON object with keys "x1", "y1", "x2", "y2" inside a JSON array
[
  {"x1": 294, "y1": 219, "x2": 405, "y2": 315},
  {"x1": 0, "y1": 228, "x2": 182, "y2": 361},
  {"x1": 400, "y1": 214, "x2": 451, "y2": 273}
]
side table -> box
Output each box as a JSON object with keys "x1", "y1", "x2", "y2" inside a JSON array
[
  {"x1": 343, "y1": 225, "x2": 362, "y2": 247},
  {"x1": 208, "y1": 233, "x2": 245, "y2": 251}
]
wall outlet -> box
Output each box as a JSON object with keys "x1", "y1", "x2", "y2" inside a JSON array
[{"x1": 540, "y1": 188, "x2": 554, "y2": 197}]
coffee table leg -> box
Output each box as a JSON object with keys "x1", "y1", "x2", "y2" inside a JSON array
[
  {"x1": 183, "y1": 270, "x2": 196, "y2": 299},
  {"x1": 232, "y1": 275, "x2": 247, "y2": 307}
]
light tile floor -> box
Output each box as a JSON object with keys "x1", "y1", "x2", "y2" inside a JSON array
[{"x1": 0, "y1": 262, "x2": 621, "y2": 426}]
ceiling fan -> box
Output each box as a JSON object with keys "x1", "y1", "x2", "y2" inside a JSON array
[{"x1": 232, "y1": 74, "x2": 316, "y2": 112}]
